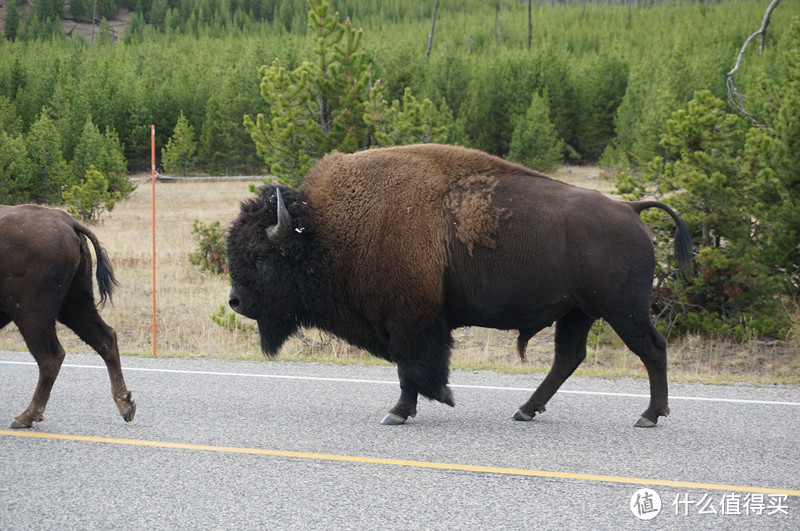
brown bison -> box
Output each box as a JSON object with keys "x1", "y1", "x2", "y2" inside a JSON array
[
  {"x1": 227, "y1": 144, "x2": 691, "y2": 427},
  {"x1": 1, "y1": 205, "x2": 136, "y2": 428}
]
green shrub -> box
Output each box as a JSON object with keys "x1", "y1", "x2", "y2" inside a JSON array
[
  {"x1": 210, "y1": 305, "x2": 256, "y2": 336},
  {"x1": 188, "y1": 219, "x2": 227, "y2": 275},
  {"x1": 62, "y1": 166, "x2": 120, "y2": 223}
]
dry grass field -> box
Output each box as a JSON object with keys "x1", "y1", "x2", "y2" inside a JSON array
[{"x1": 2, "y1": 167, "x2": 798, "y2": 384}]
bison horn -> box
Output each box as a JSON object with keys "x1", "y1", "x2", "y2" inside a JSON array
[{"x1": 266, "y1": 188, "x2": 292, "y2": 244}]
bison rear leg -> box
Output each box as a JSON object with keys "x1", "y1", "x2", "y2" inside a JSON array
[
  {"x1": 10, "y1": 324, "x2": 66, "y2": 429},
  {"x1": 59, "y1": 296, "x2": 136, "y2": 423},
  {"x1": 515, "y1": 308, "x2": 594, "y2": 422},
  {"x1": 608, "y1": 319, "x2": 669, "y2": 427}
]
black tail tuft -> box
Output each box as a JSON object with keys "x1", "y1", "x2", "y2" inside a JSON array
[
  {"x1": 94, "y1": 244, "x2": 119, "y2": 306},
  {"x1": 672, "y1": 217, "x2": 693, "y2": 269},
  {"x1": 628, "y1": 200, "x2": 694, "y2": 269},
  {"x1": 72, "y1": 221, "x2": 119, "y2": 306}
]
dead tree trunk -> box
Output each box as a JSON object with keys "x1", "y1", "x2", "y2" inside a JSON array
[
  {"x1": 427, "y1": 0, "x2": 440, "y2": 63},
  {"x1": 726, "y1": 0, "x2": 782, "y2": 126},
  {"x1": 528, "y1": 0, "x2": 533, "y2": 50}
]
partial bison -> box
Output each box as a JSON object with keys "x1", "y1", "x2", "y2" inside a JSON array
[
  {"x1": 227, "y1": 144, "x2": 691, "y2": 427},
  {"x1": 0, "y1": 205, "x2": 136, "y2": 428}
]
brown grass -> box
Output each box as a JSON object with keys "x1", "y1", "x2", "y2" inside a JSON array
[
  {"x1": 1, "y1": 178, "x2": 264, "y2": 360},
  {"x1": 1, "y1": 173, "x2": 798, "y2": 384}
]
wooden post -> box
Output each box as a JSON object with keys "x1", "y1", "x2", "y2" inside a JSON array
[{"x1": 151, "y1": 125, "x2": 157, "y2": 357}]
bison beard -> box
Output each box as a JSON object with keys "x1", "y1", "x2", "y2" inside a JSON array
[
  {"x1": 226, "y1": 144, "x2": 692, "y2": 427},
  {"x1": 256, "y1": 317, "x2": 296, "y2": 357}
]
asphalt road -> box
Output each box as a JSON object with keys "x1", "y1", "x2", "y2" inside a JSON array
[{"x1": 1, "y1": 350, "x2": 799, "y2": 530}]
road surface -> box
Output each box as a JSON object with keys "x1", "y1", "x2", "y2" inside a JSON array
[{"x1": 1, "y1": 350, "x2": 798, "y2": 529}]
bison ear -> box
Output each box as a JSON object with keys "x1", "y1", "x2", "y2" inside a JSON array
[{"x1": 266, "y1": 188, "x2": 292, "y2": 244}]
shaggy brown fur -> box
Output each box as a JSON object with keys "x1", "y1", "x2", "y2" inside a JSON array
[
  {"x1": 227, "y1": 144, "x2": 692, "y2": 426},
  {"x1": 0, "y1": 205, "x2": 136, "y2": 428}
]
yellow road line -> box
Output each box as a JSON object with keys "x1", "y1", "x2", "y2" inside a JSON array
[{"x1": 2, "y1": 429, "x2": 798, "y2": 497}]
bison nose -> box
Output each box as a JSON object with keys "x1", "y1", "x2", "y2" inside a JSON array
[{"x1": 228, "y1": 288, "x2": 240, "y2": 311}]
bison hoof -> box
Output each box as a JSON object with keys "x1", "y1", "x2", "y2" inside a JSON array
[
  {"x1": 380, "y1": 412, "x2": 408, "y2": 425},
  {"x1": 8, "y1": 418, "x2": 31, "y2": 429},
  {"x1": 122, "y1": 401, "x2": 137, "y2": 423},
  {"x1": 634, "y1": 416, "x2": 657, "y2": 428},
  {"x1": 438, "y1": 386, "x2": 455, "y2": 407},
  {"x1": 512, "y1": 409, "x2": 534, "y2": 422}
]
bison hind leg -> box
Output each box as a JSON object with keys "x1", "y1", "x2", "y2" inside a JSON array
[
  {"x1": 515, "y1": 308, "x2": 594, "y2": 422},
  {"x1": 58, "y1": 290, "x2": 136, "y2": 424},
  {"x1": 604, "y1": 315, "x2": 669, "y2": 427},
  {"x1": 11, "y1": 321, "x2": 66, "y2": 428}
]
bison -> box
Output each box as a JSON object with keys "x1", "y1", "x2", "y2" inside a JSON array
[
  {"x1": 227, "y1": 144, "x2": 691, "y2": 427},
  {"x1": 1, "y1": 205, "x2": 136, "y2": 428}
]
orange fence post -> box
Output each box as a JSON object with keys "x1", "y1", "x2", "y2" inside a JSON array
[{"x1": 151, "y1": 125, "x2": 157, "y2": 357}]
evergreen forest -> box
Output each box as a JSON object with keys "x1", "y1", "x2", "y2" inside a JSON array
[{"x1": 1, "y1": 0, "x2": 799, "y2": 341}]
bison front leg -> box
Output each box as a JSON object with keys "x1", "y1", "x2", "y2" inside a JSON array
[
  {"x1": 382, "y1": 352, "x2": 455, "y2": 425},
  {"x1": 382, "y1": 379, "x2": 419, "y2": 425}
]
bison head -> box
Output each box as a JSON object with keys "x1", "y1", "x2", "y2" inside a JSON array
[{"x1": 226, "y1": 185, "x2": 320, "y2": 356}]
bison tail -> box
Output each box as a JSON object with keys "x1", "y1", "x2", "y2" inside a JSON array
[
  {"x1": 673, "y1": 218, "x2": 693, "y2": 268},
  {"x1": 72, "y1": 222, "x2": 119, "y2": 306},
  {"x1": 628, "y1": 200, "x2": 693, "y2": 269}
]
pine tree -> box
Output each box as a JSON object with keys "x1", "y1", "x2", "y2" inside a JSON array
[
  {"x1": 365, "y1": 84, "x2": 447, "y2": 148},
  {"x1": 72, "y1": 117, "x2": 127, "y2": 183},
  {"x1": 572, "y1": 52, "x2": 628, "y2": 162},
  {"x1": 245, "y1": 0, "x2": 441, "y2": 185},
  {"x1": 162, "y1": 111, "x2": 197, "y2": 175},
  {"x1": 0, "y1": 131, "x2": 35, "y2": 203},
  {"x1": 0, "y1": 96, "x2": 23, "y2": 137},
  {"x1": 507, "y1": 93, "x2": 564, "y2": 173},
  {"x1": 244, "y1": 58, "x2": 317, "y2": 185},
  {"x1": 25, "y1": 109, "x2": 74, "y2": 203},
  {"x1": 97, "y1": 18, "x2": 113, "y2": 45},
  {"x1": 69, "y1": 0, "x2": 93, "y2": 22},
  {"x1": 4, "y1": 0, "x2": 20, "y2": 41},
  {"x1": 98, "y1": 0, "x2": 122, "y2": 20},
  {"x1": 34, "y1": 0, "x2": 64, "y2": 22},
  {"x1": 198, "y1": 66, "x2": 261, "y2": 175},
  {"x1": 739, "y1": 20, "x2": 800, "y2": 299},
  {"x1": 617, "y1": 90, "x2": 793, "y2": 339}
]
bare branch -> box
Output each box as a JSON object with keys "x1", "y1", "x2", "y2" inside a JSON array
[
  {"x1": 426, "y1": 0, "x2": 440, "y2": 63},
  {"x1": 726, "y1": 0, "x2": 781, "y2": 126}
]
